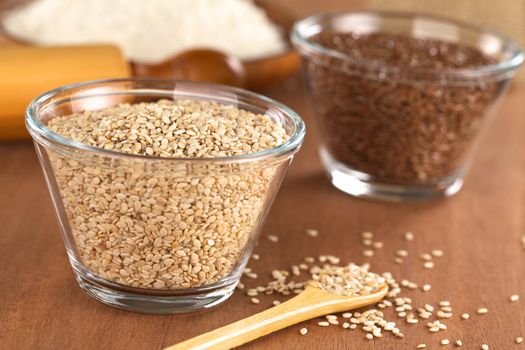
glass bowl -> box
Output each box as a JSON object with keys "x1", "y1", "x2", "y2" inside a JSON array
[
  {"x1": 26, "y1": 79, "x2": 305, "y2": 313},
  {"x1": 292, "y1": 11, "x2": 523, "y2": 201}
]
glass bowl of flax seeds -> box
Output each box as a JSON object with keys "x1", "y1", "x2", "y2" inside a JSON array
[{"x1": 292, "y1": 11, "x2": 523, "y2": 201}]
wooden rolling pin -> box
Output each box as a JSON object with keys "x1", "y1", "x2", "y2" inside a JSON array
[
  {"x1": 0, "y1": 44, "x2": 299, "y2": 141},
  {"x1": 0, "y1": 45, "x2": 130, "y2": 141}
]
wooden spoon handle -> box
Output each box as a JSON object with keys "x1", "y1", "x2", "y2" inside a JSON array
[{"x1": 166, "y1": 286, "x2": 380, "y2": 350}]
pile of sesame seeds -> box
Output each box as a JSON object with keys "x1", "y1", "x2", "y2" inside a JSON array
[
  {"x1": 48, "y1": 100, "x2": 289, "y2": 158},
  {"x1": 239, "y1": 229, "x2": 524, "y2": 348},
  {"x1": 46, "y1": 100, "x2": 290, "y2": 290},
  {"x1": 309, "y1": 263, "x2": 386, "y2": 297}
]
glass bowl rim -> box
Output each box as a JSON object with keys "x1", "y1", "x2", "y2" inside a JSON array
[
  {"x1": 26, "y1": 78, "x2": 306, "y2": 164},
  {"x1": 291, "y1": 10, "x2": 524, "y2": 81}
]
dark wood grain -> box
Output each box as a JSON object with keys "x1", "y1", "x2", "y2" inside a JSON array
[{"x1": 1, "y1": 1, "x2": 525, "y2": 349}]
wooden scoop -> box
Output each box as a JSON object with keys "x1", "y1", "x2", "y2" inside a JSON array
[
  {"x1": 166, "y1": 283, "x2": 388, "y2": 350},
  {"x1": 131, "y1": 47, "x2": 300, "y2": 90}
]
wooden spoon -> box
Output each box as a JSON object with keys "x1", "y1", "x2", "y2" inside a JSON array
[
  {"x1": 131, "y1": 49, "x2": 247, "y2": 87},
  {"x1": 131, "y1": 47, "x2": 300, "y2": 89},
  {"x1": 166, "y1": 283, "x2": 388, "y2": 350},
  {"x1": 128, "y1": 0, "x2": 301, "y2": 89}
]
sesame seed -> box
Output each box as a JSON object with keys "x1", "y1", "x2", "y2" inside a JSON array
[
  {"x1": 441, "y1": 339, "x2": 450, "y2": 345},
  {"x1": 326, "y1": 255, "x2": 340, "y2": 264},
  {"x1": 394, "y1": 257, "x2": 404, "y2": 264},
  {"x1": 477, "y1": 307, "x2": 488, "y2": 314},
  {"x1": 422, "y1": 284, "x2": 431, "y2": 292},
  {"x1": 362, "y1": 239, "x2": 373, "y2": 246},
  {"x1": 362, "y1": 231, "x2": 374, "y2": 239},
  {"x1": 251, "y1": 254, "x2": 260, "y2": 260},
  {"x1": 516, "y1": 337, "x2": 524, "y2": 344},
  {"x1": 421, "y1": 253, "x2": 433, "y2": 261},
  {"x1": 396, "y1": 249, "x2": 409, "y2": 257},
  {"x1": 373, "y1": 241, "x2": 384, "y2": 249},
  {"x1": 461, "y1": 313, "x2": 470, "y2": 320},
  {"x1": 404, "y1": 232, "x2": 415, "y2": 241},
  {"x1": 439, "y1": 301, "x2": 451, "y2": 307},
  {"x1": 250, "y1": 297, "x2": 260, "y2": 304},
  {"x1": 417, "y1": 344, "x2": 427, "y2": 348},
  {"x1": 455, "y1": 340, "x2": 463, "y2": 347},
  {"x1": 437, "y1": 311, "x2": 453, "y2": 319},
  {"x1": 419, "y1": 311, "x2": 431, "y2": 319},
  {"x1": 431, "y1": 249, "x2": 444, "y2": 257},
  {"x1": 342, "y1": 312, "x2": 352, "y2": 318},
  {"x1": 305, "y1": 229, "x2": 319, "y2": 237},
  {"x1": 342, "y1": 322, "x2": 350, "y2": 329},
  {"x1": 267, "y1": 235, "x2": 279, "y2": 242},
  {"x1": 318, "y1": 321, "x2": 330, "y2": 327},
  {"x1": 272, "y1": 300, "x2": 281, "y2": 306},
  {"x1": 299, "y1": 327, "x2": 308, "y2": 335},
  {"x1": 481, "y1": 344, "x2": 489, "y2": 350},
  {"x1": 372, "y1": 328, "x2": 382, "y2": 337},
  {"x1": 384, "y1": 322, "x2": 396, "y2": 331},
  {"x1": 510, "y1": 294, "x2": 520, "y2": 302},
  {"x1": 366, "y1": 333, "x2": 374, "y2": 340},
  {"x1": 363, "y1": 250, "x2": 374, "y2": 257},
  {"x1": 423, "y1": 261, "x2": 435, "y2": 269}
]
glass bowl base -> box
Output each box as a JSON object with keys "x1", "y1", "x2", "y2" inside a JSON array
[
  {"x1": 74, "y1": 270, "x2": 237, "y2": 314},
  {"x1": 322, "y1": 151, "x2": 464, "y2": 202}
]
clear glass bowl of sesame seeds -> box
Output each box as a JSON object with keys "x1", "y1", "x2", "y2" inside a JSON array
[{"x1": 26, "y1": 79, "x2": 305, "y2": 313}]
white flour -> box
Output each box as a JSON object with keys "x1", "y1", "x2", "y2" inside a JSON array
[{"x1": 2, "y1": 0, "x2": 287, "y2": 63}]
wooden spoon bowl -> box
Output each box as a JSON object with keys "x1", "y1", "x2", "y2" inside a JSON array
[{"x1": 131, "y1": 49, "x2": 246, "y2": 88}]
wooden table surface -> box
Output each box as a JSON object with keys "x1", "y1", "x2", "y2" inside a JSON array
[{"x1": 1, "y1": 1, "x2": 525, "y2": 349}]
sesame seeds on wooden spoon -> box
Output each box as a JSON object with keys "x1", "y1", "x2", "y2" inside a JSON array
[{"x1": 166, "y1": 264, "x2": 388, "y2": 350}]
